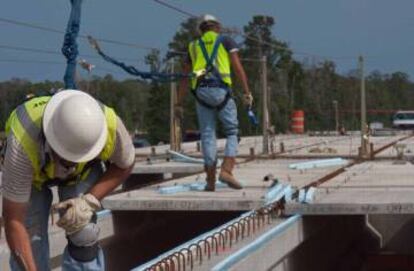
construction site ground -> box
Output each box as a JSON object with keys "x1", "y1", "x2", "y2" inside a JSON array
[{"x1": 1, "y1": 131, "x2": 414, "y2": 271}]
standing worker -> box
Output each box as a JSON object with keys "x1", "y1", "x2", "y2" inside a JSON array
[
  {"x1": 2, "y1": 90, "x2": 135, "y2": 271},
  {"x1": 179, "y1": 14, "x2": 253, "y2": 191}
]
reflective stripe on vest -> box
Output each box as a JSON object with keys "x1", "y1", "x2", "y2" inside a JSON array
[
  {"x1": 5, "y1": 96, "x2": 117, "y2": 190},
  {"x1": 189, "y1": 31, "x2": 232, "y2": 89}
]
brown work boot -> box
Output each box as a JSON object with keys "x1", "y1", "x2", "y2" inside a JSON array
[
  {"x1": 204, "y1": 165, "x2": 216, "y2": 191},
  {"x1": 219, "y1": 157, "x2": 243, "y2": 189}
]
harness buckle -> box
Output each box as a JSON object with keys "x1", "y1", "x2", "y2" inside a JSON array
[{"x1": 193, "y1": 69, "x2": 207, "y2": 78}]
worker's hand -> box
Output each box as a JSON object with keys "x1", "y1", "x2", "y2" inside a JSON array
[
  {"x1": 54, "y1": 194, "x2": 101, "y2": 235},
  {"x1": 243, "y1": 93, "x2": 253, "y2": 107}
]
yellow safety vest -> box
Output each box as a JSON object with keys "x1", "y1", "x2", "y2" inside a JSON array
[
  {"x1": 5, "y1": 96, "x2": 117, "y2": 190},
  {"x1": 188, "y1": 31, "x2": 232, "y2": 89}
]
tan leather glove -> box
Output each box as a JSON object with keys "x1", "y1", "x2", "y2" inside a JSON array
[
  {"x1": 54, "y1": 193, "x2": 101, "y2": 235},
  {"x1": 243, "y1": 93, "x2": 253, "y2": 107}
]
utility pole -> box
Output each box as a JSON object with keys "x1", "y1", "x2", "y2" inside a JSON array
[
  {"x1": 261, "y1": 55, "x2": 269, "y2": 154},
  {"x1": 359, "y1": 55, "x2": 368, "y2": 157},
  {"x1": 257, "y1": 25, "x2": 270, "y2": 154},
  {"x1": 333, "y1": 100, "x2": 339, "y2": 133},
  {"x1": 169, "y1": 58, "x2": 181, "y2": 151}
]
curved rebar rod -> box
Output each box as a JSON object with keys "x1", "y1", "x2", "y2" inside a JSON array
[
  {"x1": 228, "y1": 224, "x2": 239, "y2": 243},
  {"x1": 180, "y1": 248, "x2": 193, "y2": 270},
  {"x1": 189, "y1": 244, "x2": 202, "y2": 265},
  {"x1": 174, "y1": 252, "x2": 186, "y2": 271},
  {"x1": 201, "y1": 239, "x2": 211, "y2": 259},
  {"x1": 211, "y1": 235, "x2": 219, "y2": 255}
]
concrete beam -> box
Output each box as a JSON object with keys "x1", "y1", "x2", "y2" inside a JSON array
[
  {"x1": 132, "y1": 161, "x2": 203, "y2": 174},
  {"x1": 103, "y1": 197, "x2": 263, "y2": 211},
  {"x1": 286, "y1": 203, "x2": 414, "y2": 215}
]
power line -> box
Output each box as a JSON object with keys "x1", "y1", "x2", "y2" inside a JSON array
[
  {"x1": 0, "y1": 16, "x2": 157, "y2": 51},
  {"x1": 0, "y1": 59, "x2": 126, "y2": 76},
  {"x1": 149, "y1": 0, "x2": 356, "y2": 61},
  {"x1": 0, "y1": 44, "x2": 147, "y2": 63},
  {"x1": 0, "y1": 17, "x2": 63, "y2": 34},
  {"x1": 0, "y1": 44, "x2": 61, "y2": 56},
  {"x1": 0, "y1": 59, "x2": 62, "y2": 64},
  {"x1": 150, "y1": 0, "x2": 197, "y2": 18}
]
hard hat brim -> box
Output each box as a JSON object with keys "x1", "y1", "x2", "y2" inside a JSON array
[
  {"x1": 43, "y1": 90, "x2": 108, "y2": 163},
  {"x1": 198, "y1": 14, "x2": 220, "y2": 30}
]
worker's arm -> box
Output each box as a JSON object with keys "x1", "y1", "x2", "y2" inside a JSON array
[
  {"x1": 55, "y1": 117, "x2": 134, "y2": 233},
  {"x1": 54, "y1": 162, "x2": 133, "y2": 234},
  {"x1": 88, "y1": 117, "x2": 134, "y2": 200},
  {"x1": 230, "y1": 52, "x2": 251, "y2": 95},
  {"x1": 3, "y1": 199, "x2": 37, "y2": 271},
  {"x1": 88, "y1": 162, "x2": 133, "y2": 200}
]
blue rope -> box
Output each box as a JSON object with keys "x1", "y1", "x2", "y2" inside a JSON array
[
  {"x1": 62, "y1": 0, "x2": 82, "y2": 89},
  {"x1": 88, "y1": 36, "x2": 192, "y2": 82}
]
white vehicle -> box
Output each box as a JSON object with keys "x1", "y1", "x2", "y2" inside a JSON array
[{"x1": 392, "y1": 111, "x2": 414, "y2": 129}]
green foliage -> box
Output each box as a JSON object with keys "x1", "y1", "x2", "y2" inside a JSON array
[
  {"x1": 143, "y1": 49, "x2": 170, "y2": 144},
  {"x1": 0, "y1": 77, "x2": 150, "y2": 133},
  {"x1": 168, "y1": 17, "x2": 200, "y2": 54},
  {"x1": 168, "y1": 17, "x2": 199, "y2": 134}
]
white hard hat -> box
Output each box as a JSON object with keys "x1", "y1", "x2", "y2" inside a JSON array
[
  {"x1": 43, "y1": 90, "x2": 108, "y2": 163},
  {"x1": 199, "y1": 14, "x2": 220, "y2": 30}
]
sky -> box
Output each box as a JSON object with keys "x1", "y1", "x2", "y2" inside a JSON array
[{"x1": 1, "y1": 0, "x2": 414, "y2": 82}]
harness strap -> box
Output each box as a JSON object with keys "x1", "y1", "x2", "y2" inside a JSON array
[
  {"x1": 42, "y1": 159, "x2": 100, "y2": 188},
  {"x1": 193, "y1": 35, "x2": 232, "y2": 111},
  {"x1": 198, "y1": 35, "x2": 224, "y2": 84},
  {"x1": 191, "y1": 87, "x2": 232, "y2": 112}
]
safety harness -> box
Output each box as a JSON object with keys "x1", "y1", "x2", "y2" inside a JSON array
[{"x1": 191, "y1": 35, "x2": 232, "y2": 111}]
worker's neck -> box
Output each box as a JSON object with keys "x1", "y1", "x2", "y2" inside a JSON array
[
  {"x1": 48, "y1": 147, "x2": 77, "y2": 168},
  {"x1": 203, "y1": 28, "x2": 220, "y2": 35},
  {"x1": 202, "y1": 30, "x2": 219, "y2": 37}
]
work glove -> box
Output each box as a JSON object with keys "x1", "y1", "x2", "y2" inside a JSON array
[
  {"x1": 243, "y1": 93, "x2": 254, "y2": 107},
  {"x1": 54, "y1": 193, "x2": 101, "y2": 235}
]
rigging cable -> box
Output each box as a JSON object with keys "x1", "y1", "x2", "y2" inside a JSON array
[{"x1": 87, "y1": 36, "x2": 191, "y2": 81}]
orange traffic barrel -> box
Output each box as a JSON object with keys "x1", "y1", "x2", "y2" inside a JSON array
[{"x1": 291, "y1": 110, "x2": 305, "y2": 134}]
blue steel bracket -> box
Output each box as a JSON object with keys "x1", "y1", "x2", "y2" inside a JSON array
[
  {"x1": 158, "y1": 180, "x2": 245, "y2": 194},
  {"x1": 304, "y1": 187, "x2": 317, "y2": 204},
  {"x1": 284, "y1": 185, "x2": 295, "y2": 202},
  {"x1": 289, "y1": 158, "x2": 347, "y2": 170},
  {"x1": 167, "y1": 150, "x2": 223, "y2": 166},
  {"x1": 298, "y1": 189, "x2": 306, "y2": 203}
]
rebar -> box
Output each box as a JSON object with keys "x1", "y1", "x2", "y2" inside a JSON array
[
  {"x1": 189, "y1": 244, "x2": 202, "y2": 265},
  {"x1": 180, "y1": 248, "x2": 193, "y2": 270}
]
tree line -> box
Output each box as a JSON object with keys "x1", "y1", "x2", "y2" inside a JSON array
[{"x1": 1, "y1": 15, "x2": 414, "y2": 144}]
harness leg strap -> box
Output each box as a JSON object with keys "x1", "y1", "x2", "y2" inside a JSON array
[{"x1": 191, "y1": 87, "x2": 232, "y2": 111}]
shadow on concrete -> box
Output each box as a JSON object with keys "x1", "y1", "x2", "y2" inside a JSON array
[
  {"x1": 102, "y1": 210, "x2": 243, "y2": 271},
  {"x1": 272, "y1": 216, "x2": 379, "y2": 271}
]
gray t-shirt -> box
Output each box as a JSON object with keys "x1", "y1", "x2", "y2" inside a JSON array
[
  {"x1": 218, "y1": 35, "x2": 239, "y2": 53},
  {"x1": 2, "y1": 116, "x2": 135, "y2": 203}
]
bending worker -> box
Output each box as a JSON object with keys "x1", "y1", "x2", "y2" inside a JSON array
[
  {"x1": 2, "y1": 90, "x2": 134, "y2": 271},
  {"x1": 179, "y1": 14, "x2": 253, "y2": 191}
]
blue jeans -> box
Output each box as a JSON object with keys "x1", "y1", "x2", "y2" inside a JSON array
[
  {"x1": 196, "y1": 87, "x2": 239, "y2": 166},
  {"x1": 10, "y1": 163, "x2": 105, "y2": 271}
]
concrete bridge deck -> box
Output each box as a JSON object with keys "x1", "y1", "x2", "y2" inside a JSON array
[
  {"x1": 102, "y1": 159, "x2": 349, "y2": 211},
  {"x1": 1, "y1": 132, "x2": 413, "y2": 270},
  {"x1": 286, "y1": 160, "x2": 414, "y2": 215}
]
